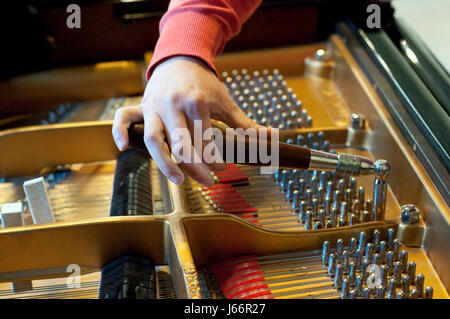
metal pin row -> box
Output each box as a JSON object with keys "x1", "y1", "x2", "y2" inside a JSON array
[
  {"x1": 271, "y1": 133, "x2": 375, "y2": 230},
  {"x1": 321, "y1": 229, "x2": 434, "y2": 299},
  {"x1": 222, "y1": 69, "x2": 312, "y2": 129}
]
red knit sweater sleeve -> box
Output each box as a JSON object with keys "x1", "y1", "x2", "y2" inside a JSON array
[{"x1": 146, "y1": 0, "x2": 262, "y2": 80}]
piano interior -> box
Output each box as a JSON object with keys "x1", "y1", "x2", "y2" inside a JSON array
[{"x1": 0, "y1": 8, "x2": 448, "y2": 300}]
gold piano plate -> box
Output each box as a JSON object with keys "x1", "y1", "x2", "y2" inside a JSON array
[{"x1": 0, "y1": 33, "x2": 448, "y2": 299}]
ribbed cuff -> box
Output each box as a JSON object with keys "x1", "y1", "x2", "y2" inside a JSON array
[{"x1": 146, "y1": 10, "x2": 226, "y2": 80}]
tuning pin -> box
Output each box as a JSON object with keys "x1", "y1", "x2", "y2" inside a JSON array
[
  {"x1": 361, "y1": 259, "x2": 369, "y2": 281},
  {"x1": 330, "y1": 207, "x2": 338, "y2": 228},
  {"x1": 312, "y1": 198, "x2": 319, "y2": 216},
  {"x1": 349, "y1": 214, "x2": 358, "y2": 226},
  {"x1": 408, "y1": 261, "x2": 416, "y2": 285},
  {"x1": 396, "y1": 290, "x2": 405, "y2": 299},
  {"x1": 387, "y1": 278, "x2": 396, "y2": 299},
  {"x1": 326, "y1": 181, "x2": 334, "y2": 200},
  {"x1": 365, "y1": 243, "x2": 374, "y2": 261},
  {"x1": 393, "y1": 261, "x2": 402, "y2": 283},
  {"x1": 328, "y1": 253, "x2": 336, "y2": 276},
  {"x1": 322, "y1": 241, "x2": 330, "y2": 265},
  {"x1": 401, "y1": 275, "x2": 410, "y2": 296},
  {"x1": 342, "y1": 250, "x2": 350, "y2": 271},
  {"x1": 362, "y1": 210, "x2": 371, "y2": 222},
  {"x1": 409, "y1": 289, "x2": 419, "y2": 299},
  {"x1": 355, "y1": 275, "x2": 363, "y2": 297},
  {"x1": 292, "y1": 190, "x2": 300, "y2": 213},
  {"x1": 372, "y1": 253, "x2": 381, "y2": 266},
  {"x1": 424, "y1": 286, "x2": 433, "y2": 299},
  {"x1": 304, "y1": 211, "x2": 312, "y2": 230},
  {"x1": 348, "y1": 262, "x2": 356, "y2": 286},
  {"x1": 400, "y1": 251, "x2": 408, "y2": 273},
  {"x1": 358, "y1": 187, "x2": 365, "y2": 204},
  {"x1": 305, "y1": 189, "x2": 313, "y2": 204},
  {"x1": 379, "y1": 241, "x2": 387, "y2": 263},
  {"x1": 286, "y1": 180, "x2": 295, "y2": 202},
  {"x1": 380, "y1": 265, "x2": 388, "y2": 287},
  {"x1": 387, "y1": 228, "x2": 395, "y2": 248},
  {"x1": 416, "y1": 274, "x2": 424, "y2": 297},
  {"x1": 352, "y1": 200, "x2": 361, "y2": 220},
  {"x1": 348, "y1": 290, "x2": 356, "y2": 299},
  {"x1": 318, "y1": 209, "x2": 325, "y2": 226},
  {"x1": 339, "y1": 202, "x2": 348, "y2": 225},
  {"x1": 336, "y1": 239, "x2": 344, "y2": 257},
  {"x1": 392, "y1": 239, "x2": 400, "y2": 261},
  {"x1": 358, "y1": 231, "x2": 366, "y2": 252},
  {"x1": 373, "y1": 229, "x2": 381, "y2": 249},
  {"x1": 376, "y1": 286, "x2": 386, "y2": 299},
  {"x1": 299, "y1": 201, "x2": 307, "y2": 223},
  {"x1": 386, "y1": 251, "x2": 394, "y2": 274},
  {"x1": 365, "y1": 199, "x2": 373, "y2": 213},
  {"x1": 362, "y1": 287, "x2": 370, "y2": 299},
  {"x1": 354, "y1": 249, "x2": 363, "y2": 269},
  {"x1": 349, "y1": 237, "x2": 357, "y2": 256},
  {"x1": 334, "y1": 264, "x2": 343, "y2": 288},
  {"x1": 340, "y1": 278, "x2": 350, "y2": 299}
]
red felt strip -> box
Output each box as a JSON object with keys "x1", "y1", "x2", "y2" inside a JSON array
[
  {"x1": 219, "y1": 176, "x2": 249, "y2": 183},
  {"x1": 203, "y1": 184, "x2": 233, "y2": 191},
  {"x1": 211, "y1": 256, "x2": 273, "y2": 299},
  {"x1": 215, "y1": 164, "x2": 249, "y2": 184},
  {"x1": 227, "y1": 284, "x2": 270, "y2": 299}
]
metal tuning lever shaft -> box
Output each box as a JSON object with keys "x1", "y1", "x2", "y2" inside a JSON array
[{"x1": 127, "y1": 122, "x2": 388, "y2": 177}]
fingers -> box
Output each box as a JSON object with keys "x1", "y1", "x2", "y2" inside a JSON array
[
  {"x1": 159, "y1": 109, "x2": 215, "y2": 187},
  {"x1": 112, "y1": 103, "x2": 216, "y2": 186},
  {"x1": 184, "y1": 103, "x2": 227, "y2": 172},
  {"x1": 142, "y1": 111, "x2": 185, "y2": 185},
  {"x1": 112, "y1": 105, "x2": 144, "y2": 151}
]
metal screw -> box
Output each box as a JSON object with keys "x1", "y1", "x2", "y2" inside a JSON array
[
  {"x1": 400, "y1": 204, "x2": 420, "y2": 225},
  {"x1": 350, "y1": 113, "x2": 366, "y2": 130},
  {"x1": 315, "y1": 49, "x2": 331, "y2": 61}
]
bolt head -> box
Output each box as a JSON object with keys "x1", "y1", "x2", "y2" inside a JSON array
[
  {"x1": 315, "y1": 49, "x2": 331, "y2": 61},
  {"x1": 374, "y1": 159, "x2": 391, "y2": 178},
  {"x1": 401, "y1": 204, "x2": 420, "y2": 225},
  {"x1": 351, "y1": 113, "x2": 366, "y2": 130}
]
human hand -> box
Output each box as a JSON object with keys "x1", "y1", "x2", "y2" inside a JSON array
[{"x1": 112, "y1": 56, "x2": 269, "y2": 187}]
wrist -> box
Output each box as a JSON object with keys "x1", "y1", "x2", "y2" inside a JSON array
[{"x1": 151, "y1": 55, "x2": 215, "y2": 77}]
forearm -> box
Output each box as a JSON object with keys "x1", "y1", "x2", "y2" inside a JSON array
[{"x1": 147, "y1": 0, "x2": 262, "y2": 79}]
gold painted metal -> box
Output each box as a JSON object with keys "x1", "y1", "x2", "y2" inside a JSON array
[
  {"x1": 0, "y1": 34, "x2": 448, "y2": 298},
  {"x1": 0, "y1": 121, "x2": 119, "y2": 178},
  {"x1": 182, "y1": 214, "x2": 397, "y2": 266},
  {"x1": 0, "y1": 61, "x2": 145, "y2": 114},
  {"x1": 397, "y1": 222, "x2": 427, "y2": 248},
  {"x1": 0, "y1": 217, "x2": 168, "y2": 281},
  {"x1": 304, "y1": 56, "x2": 335, "y2": 78}
]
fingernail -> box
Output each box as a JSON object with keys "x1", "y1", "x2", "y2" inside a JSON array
[
  {"x1": 169, "y1": 174, "x2": 184, "y2": 185},
  {"x1": 116, "y1": 138, "x2": 125, "y2": 150}
]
